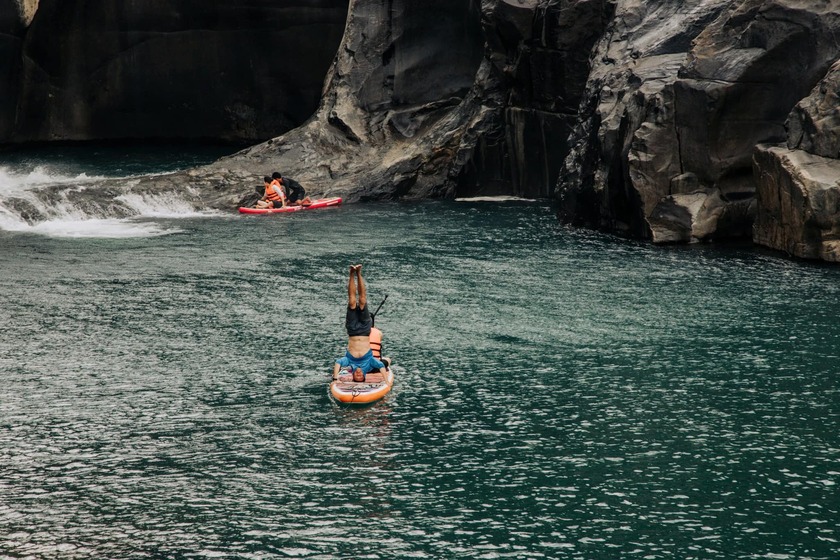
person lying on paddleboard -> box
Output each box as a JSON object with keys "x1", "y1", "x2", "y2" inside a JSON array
[
  {"x1": 332, "y1": 264, "x2": 390, "y2": 382},
  {"x1": 255, "y1": 175, "x2": 287, "y2": 209},
  {"x1": 272, "y1": 172, "x2": 312, "y2": 206}
]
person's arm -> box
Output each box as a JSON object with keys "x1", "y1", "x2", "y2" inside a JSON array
[
  {"x1": 333, "y1": 355, "x2": 349, "y2": 379},
  {"x1": 372, "y1": 357, "x2": 387, "y2": 372},
  {"x1": 273, "y1": 185, "x2": 287, "y2": 207}
]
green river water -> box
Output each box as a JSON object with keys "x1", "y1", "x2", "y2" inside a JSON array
[{"x1": 0, "y1": 173, "x2": 839, "y2": 558}]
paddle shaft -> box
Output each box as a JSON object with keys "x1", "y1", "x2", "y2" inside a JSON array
[{"x1": 371, "y1": 295, "x2": 388, "y2": 326}]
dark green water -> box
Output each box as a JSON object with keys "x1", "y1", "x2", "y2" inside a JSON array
[
  {"x1": 0, "y1": 142, "x2": 242, "y2": 177},
  {"x1": 1, "y1": 201, "x2": 839, "y2": 559}
]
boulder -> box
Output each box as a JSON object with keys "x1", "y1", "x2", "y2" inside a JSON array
[
  {"x1": 753, "y1": 145, "x2": 840, "y2": 261},
  {"x1": 676, "y1": 0, "x2": 840, "y2": 189},
  {"x1": 753, "y1": 57, "x2": 840, "y2": 261},
  {"x1": 648, "y1": 188, "x2": 737, "y2": 244}
]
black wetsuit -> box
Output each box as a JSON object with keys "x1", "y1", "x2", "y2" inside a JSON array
[{"x1": 284, "y1": 178, "x2": 306, "y2": 203}]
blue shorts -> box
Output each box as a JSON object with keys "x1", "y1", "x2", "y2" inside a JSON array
[{"x1": 336, "y1": 349, "x2": 385, "y2": 374}]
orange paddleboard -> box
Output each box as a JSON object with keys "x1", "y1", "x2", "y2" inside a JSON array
[{"x1": 330, "y1": 367, "x2": 394, "y2": 405}]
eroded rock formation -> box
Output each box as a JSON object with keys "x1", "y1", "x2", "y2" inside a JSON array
[{"x1": 194, "y1": 0, "x2": 619, "y2": 207}]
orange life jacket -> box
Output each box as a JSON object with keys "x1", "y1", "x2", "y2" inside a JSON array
[
  {"x1": 265, "y1": 179, "x2": 284, "y2": 202},
  {"x1": 369, "y1": 327, "x2": 383, "y2": 359}
]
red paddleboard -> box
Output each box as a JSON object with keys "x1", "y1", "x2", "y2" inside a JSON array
[{"x1": 239, "y1": 197, "x2": 342, "y2": 214}]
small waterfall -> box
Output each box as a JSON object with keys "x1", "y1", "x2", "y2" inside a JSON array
[{"x1": 0, "y1": 164, "x2": 213, "y2": 238}]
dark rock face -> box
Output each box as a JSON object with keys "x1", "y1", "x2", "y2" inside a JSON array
[
  {"x1": 193, "y1": 0, "x2": 493, "y2": 206},
  {"x1": 0, "y1": 1, "x2": 24, "y2": 139},
  {"x1": 4, "y1": 0, "x2": 349, "y2": 143},
  {"x1": 677, "y1": 0, "x2": 840, "y2": 194},
  {"x1": 455, "y1": 0, "x2": 614, "y2": 199},
  {"x1": 558, "y1": 1, "x2": 733, "y2": 238},
  {"x1": 199, "y1": 0, "x2": 616, "y2": 206}
]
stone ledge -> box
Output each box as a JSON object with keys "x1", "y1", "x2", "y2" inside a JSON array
[{"x1": 753, "y1": 145, "x2": 840, "y2": 262}]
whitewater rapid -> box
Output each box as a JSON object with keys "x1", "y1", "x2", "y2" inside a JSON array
[{"x1": 0, "y1": 164, "x2": 217, "y2": 238}]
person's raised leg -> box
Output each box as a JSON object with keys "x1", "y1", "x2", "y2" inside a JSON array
[
  {"x1": 348, "y1": 265, "x2": 358, "y2": 309},
  {"x1": 355, "y1": 264, "x2": 367, "y2": 309}
]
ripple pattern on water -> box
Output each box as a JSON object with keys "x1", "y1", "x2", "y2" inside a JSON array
[{"x1": 1, "y1": 202, "x2": 839, "y2": 559}]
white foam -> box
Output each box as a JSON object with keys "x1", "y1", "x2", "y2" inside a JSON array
[
  {"x1": 0, "y1": 164, "x2": 105, "y2": 194},
  {"x1": 0, "y1": 164, "x2": 212, "y2": 238},
  {"x1": 455, "y1": 196, "x2": 538, "y2": 202},
  {"x1": 115, "y1": 192, "x2": 221, "y2": 218},
  {"x1": 0, "y1": 205, "x2": 29, "y2": 231},
  {"x1": 27, "y1": 218, "x2": 178, "y2": 238}
]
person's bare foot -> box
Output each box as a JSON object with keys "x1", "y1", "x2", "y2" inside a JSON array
[{"x1": 353, "y1": 264, "x2": 362, "y2": 273}]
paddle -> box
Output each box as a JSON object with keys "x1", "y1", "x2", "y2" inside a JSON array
[{"x1": 370, "y1": 294, "x2": 388, "y2": 327}]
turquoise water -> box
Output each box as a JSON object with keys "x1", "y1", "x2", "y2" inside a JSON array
[{"x1": 1, "y1": 197, "x2": 839, "y2": 559}]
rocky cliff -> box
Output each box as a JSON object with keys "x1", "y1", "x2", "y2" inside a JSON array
[
  {"x1": 560, "y1": 0, "x2": 840, "y2": 251},
  {"x1": 1, "y1": 0, "x2": 348, "y2": 143},
  {"x1": 4, "y1": 0, "x2": 840, "y2": 262}
]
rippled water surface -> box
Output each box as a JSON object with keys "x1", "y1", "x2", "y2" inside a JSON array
[{"x1": 1, "y1": 201, "x2": 839, "y2": 559}]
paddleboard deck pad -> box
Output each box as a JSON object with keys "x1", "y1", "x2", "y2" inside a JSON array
[{"x1": 330, "y1": 367, "x2": 394, "y2": 404}]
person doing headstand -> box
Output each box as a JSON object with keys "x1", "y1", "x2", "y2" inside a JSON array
[{"x1": 332, "y1": 264, "x2": 390, "y2": 381}]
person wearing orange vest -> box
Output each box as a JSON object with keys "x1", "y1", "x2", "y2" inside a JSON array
[
  {"x1": 255, "y1": 175, "x2": 286, "y2": 209},
  {"x1": 332, "y1": 264, "x2": 391, "y2": 381}
]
